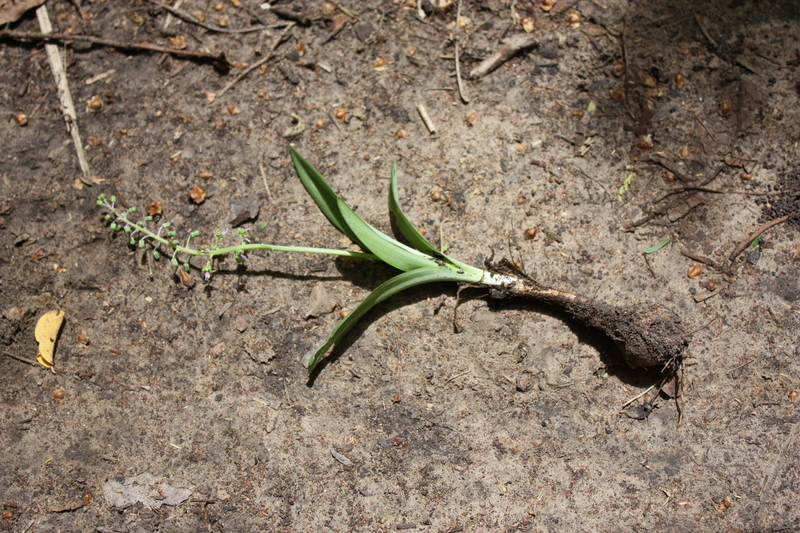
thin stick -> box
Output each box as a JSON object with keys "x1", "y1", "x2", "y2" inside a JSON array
[
  {"x1": 728, "y1": 215, "x2": 791, "y2": 263},
  {"x1": 620, "y1": 383, "x2": 657, "y2": 409},
  {"x1": 0, "y1": 30, "x2": 231, "y2": 72},
  {"x1": 3, "y1": 351, "x2": 72, "y2": 374},
  {"x1": 680, "y1": 250, "x2": 729, "y2": 274},
  {"x1": 694, "y1": 14, "x2": 717, "y2": 49},
  {"x1": 259, "y1": 160, "x2": 272, "y2": 201},
  {"x1": 144, "y1": 0, "x2": 266, "y2": 34},
  {"x1": 416, "y1": 104, "x2": 436, "y2": 134},
  {"x1": 619, "y1": 17, "x2": 636, "y2": 121},
  {"x1": 454, "y1": 0, "x2": 469, "y2": 104},
  {"x1": 693, "y1": 112, "x2": 716, "y2": 141},
  {"x1": 35, "y1": 6, "x2": 93, "y2": 185},
  {"x1": 469, "y1": 33, "x2": 538, "y2": 78},
  {"x1": 445, "y1": 370, "x2": 471, "y2": 383},
  {"x1": 217, "y1": 23, "x2": 294, "y2": 97},
  {"x1": 3, "y1": 351, "x2": 40, "y2": 367},
  {"x1": 163, "y1": 0, "x2": 181, "y2": 29}
]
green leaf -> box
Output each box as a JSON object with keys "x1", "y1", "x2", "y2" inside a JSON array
[
  {"x1": 387, "y1": 163, "x2": 479, "y2": 274},
  {"x1": 305, "y1": 267, "x2": 475, "y2": 373},
  {"x1": 289, "y1": 145, "x2": 364, "y2": 248},
  {"x1": 338, "y1": 198, "x2": 436, "y2": 272},
  {"x1": 619, "y1": 173, "x2": 635, "y2": 196},
  {"x1": 643, "y1": 236, "x2": 670, "y2": 254},
  {"x1": 388, "y1": 163, "x2": 441, "y2": 257}
]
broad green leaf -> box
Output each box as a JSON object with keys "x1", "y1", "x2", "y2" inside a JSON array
[
  {"x1": 388, "y1": 163, "x2": 482, "y2": 275},
  {"x1": 289, "y1": 146, "x2": 364, "y2": 248},
  {"x1": 388, "y1": 163, "x2": 441, "y2": 257},
  {"x1": 306, "y1": 267, "x2": 475, "y2": 372},
  {"x1": 338, "y1": 198, "x2": 436, "y2": 272}
]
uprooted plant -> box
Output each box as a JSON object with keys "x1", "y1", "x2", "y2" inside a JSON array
[{"x1": 98, "y1": 146, "x2": 688, "y2": 375}]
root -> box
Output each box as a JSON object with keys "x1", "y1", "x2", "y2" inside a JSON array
[{"x1": 488, "y1": 259, "x2": 688, "y2": 371}]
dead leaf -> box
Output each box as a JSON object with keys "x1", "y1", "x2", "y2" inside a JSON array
[
  {"x1": 146, "y1": 201, "x2": 162, "y2": 217},
  {"x1": 0, "y1": 0, "x2": 46, "y2": 25},
  {"x1": 189, "y1": 185, "x2": 207, "y2": 204},
  {"x1": 35, "y1": 310, "x2": 65, "y2": 368}
]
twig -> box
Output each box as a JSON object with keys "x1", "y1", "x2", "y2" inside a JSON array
[
  {"x1": 217, "y1": 23, "x2": 294, "y2": 97},
  {"x1": 621, "y1": 383, "x2": 657, "y2": 409},
  {"x1": 3, "y1": 351, "x2": 40, "y2": 367},
  {"x1": 680, "y1": 250, "x2": 729, "y2": 274},
  {"x1": 329, "y1": 1, "x2": 357, "y2": 21},
  {"x1": 454, "y1": 0, "x2": 469, "y2": 104},
  {"x1": 3, "y1": 351, "x2": 72, "y2": 374},
  {"x1": 728, "y1": 215, "x2": 791, "y2": 263},
  {"x1": 693, "y1": 288, "x2": 720, "y2": 303},
  {"x1": 445, "y1": 370, "x2": 471, "y2": 383},
  {"x1": 35, "y1": 6, "x2": 93, "y2": 185},
  {"x1": 642, "y1": 253, "x2": 657, "y2": 279},
  {"x1": 626, "y1": 165, "x2": 724, "y2": 229},
  {"x1": 259, "y1": 160, "x2": 272, "y2": 201},
  {"x1": 694, "y1": 14, "x2": 717, "y2": 49},
  {"x1": 469, "y1": 33, "x2": 538, "y2": 78},
  {"x1": 647, "y1": 154, "x2": 696, "y2": 182},
  {"x1": 270, "y1": 7, "x2": 311, "y2": 26},
  {"x1": 163, "y1": 0, "x2": 181, "y2": 29},
  {"x1": 416, "y1": 104, "x2": 436, "y2": 134},
  {"x1": 0, "y1": 30, "x2": 231, "y2": 72},
  {"x1": 144, "y1": 0, "x2": 266, "y2": 34},
  {"x1": 619, "y1": 18, "x2": 636, "y2": 121},
  {"x1": 693, "y1": 112, "x2": 716, "y2": 141}
]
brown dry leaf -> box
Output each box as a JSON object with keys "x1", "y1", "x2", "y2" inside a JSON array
[
  {"x1": 146, "y1": 201, "x2": 162, "y2": 217},
  {"x1": 687, "y1": 263, "x2": 705, "y2": 278},
  {"x1": 86, "y1": 95, "x2": 104, "y2": 113},
  {"x1": 35, "y1": 310, "x2": 65, "y2": 368},
  {"x1": 331, "y1": 13, "x2": 350, "y2": 31},
  {"x1": 168, "y1": 35, "x2": 187, "y2": 50},
  {"x1": 189, "y1": 185, "x2": 207, "y2": 204},
  {"x1": 660, "y1": 375, "x2": 680, "y2": 398},
  {"x1": 177, "y1": 268, "x2": 195, "y2": 288},
  {"x1": 521, "y1": 16, "x2": 535, "y2": 33},
  {"x1": 0, "y1": 0, "x2": 46, "y2": 25}
]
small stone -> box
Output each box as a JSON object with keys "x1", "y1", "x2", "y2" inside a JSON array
[{"x1": 354, "y1": 21, "x2": 374, "y2": 41}]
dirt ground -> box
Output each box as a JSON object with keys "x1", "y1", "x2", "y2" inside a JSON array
[{"x1": 1, "y1": 0, "x2": 799, "y2": 531}]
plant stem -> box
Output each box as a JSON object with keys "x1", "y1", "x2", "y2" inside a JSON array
[{"x1": 109, "y1": 205, "x2": 379, "y2": 261}]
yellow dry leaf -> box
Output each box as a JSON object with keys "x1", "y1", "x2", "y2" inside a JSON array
[{"x1": 35, "y1": 310, "x2": 65, "y2": 368}]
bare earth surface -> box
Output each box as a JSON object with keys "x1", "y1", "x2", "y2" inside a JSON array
[{"x1": 1, "y1": 0, "x2": 799, "y2": 531}]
